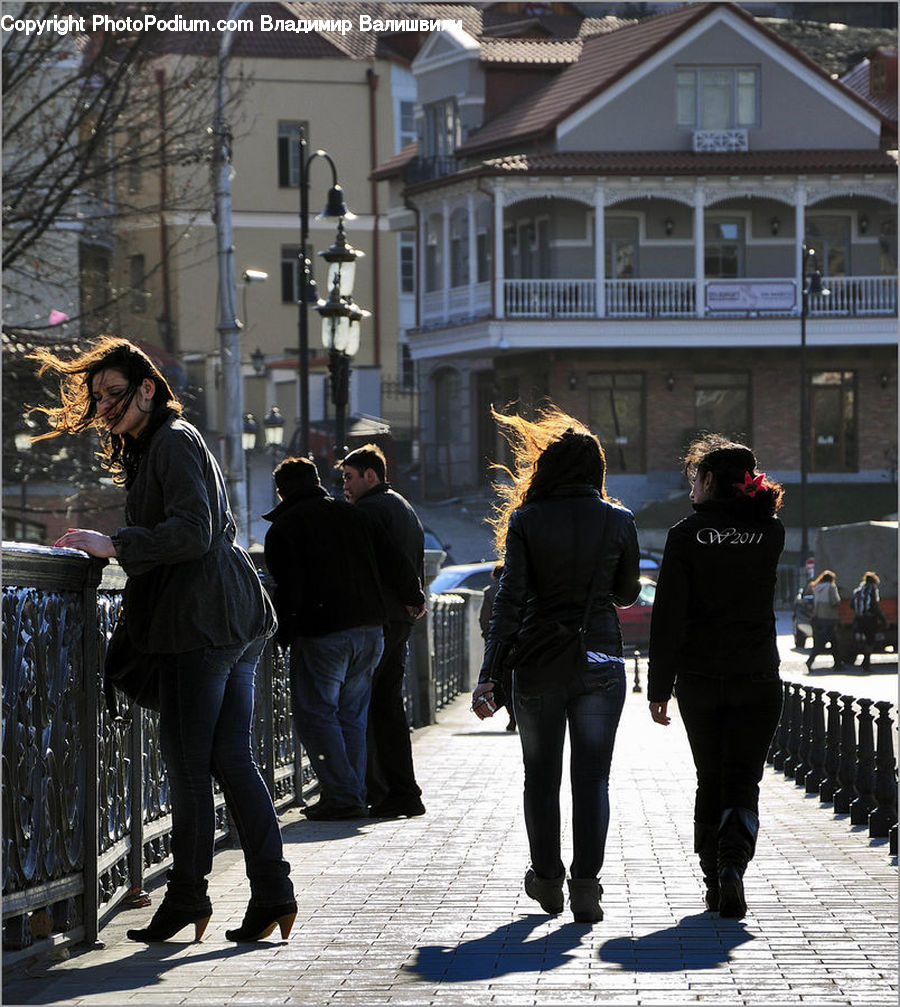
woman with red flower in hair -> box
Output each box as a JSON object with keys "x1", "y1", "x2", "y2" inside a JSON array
[{"x1": 647, "y1": 434, "x2": 785, "y2": 920}]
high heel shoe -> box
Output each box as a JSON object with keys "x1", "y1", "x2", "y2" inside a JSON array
[
  {"x1": 126, "y1": 902, "x2": 212, "y2": 943},
  {"x1": 225, "y1": 900, "x2": 297, "y2": 942}
]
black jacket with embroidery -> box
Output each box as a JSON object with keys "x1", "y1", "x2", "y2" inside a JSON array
[{"x1": 647, "y1": 498, "x2": 785, "y2": 703}]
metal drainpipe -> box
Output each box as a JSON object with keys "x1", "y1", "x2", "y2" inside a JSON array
[{"x1": 367, "y1": 67, "x2": 380, "y2": 367}]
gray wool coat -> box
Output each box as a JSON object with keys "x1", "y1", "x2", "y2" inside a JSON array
[{"x1": 112, "y1": 414, "x2": 275, "y2": 654}]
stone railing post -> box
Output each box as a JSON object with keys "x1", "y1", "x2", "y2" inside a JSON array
[
  {"x1": 850, "y1": 698, "x2": 876, "y2": 826},
  {"x1": 805, "y1": 687, "x2": 826, "y2": 794},
  {"x1": 833, "y1": 695, "x2": 858, "y2": 815},
  {"x1": 869, "y1": 701, "x2": 897, "y2": 839},
  {"x1": 819, "y1": 691, "x2": 843, "y2": 803}
]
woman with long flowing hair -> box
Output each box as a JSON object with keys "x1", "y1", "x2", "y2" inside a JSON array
[
  {"x1": 648, "y1": 434, "x2": 785, "y2": 919},
  {"x1": 30, "y1": 336, "x2": 295, "y2": 943},
  {"x1": 472, "y1": 404, "x2": 640, "y2": 923}
]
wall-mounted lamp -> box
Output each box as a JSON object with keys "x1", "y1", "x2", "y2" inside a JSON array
[
  {"x1": 665, "y1": 372, "x2": 675, "y2": 392},
  {"x1": 770, "y1": 216, "x2": 780, "y2": 236},
  {"x1": 250, "y1": 347, "x2": 266, "y2": 377},
  {"x1": 880, "y1": 370, "x2": 889, "y2": 390},
  {"x1": 568, "y1": 373, "x2": 578, "y2": 391},
  {"x1": 859, "y1": 213, "x2": 869, "y2": 235},
  {"x1": 664, "y1": 217, "x2": 674, "y2": 236}
]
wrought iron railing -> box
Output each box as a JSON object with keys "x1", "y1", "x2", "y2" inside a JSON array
[
  {"x1": 1, "y1": 544, "x2": 474, "y2": 958},
  {"x1": 768, "y1": 681, "x2": 898, "y2": 854}
]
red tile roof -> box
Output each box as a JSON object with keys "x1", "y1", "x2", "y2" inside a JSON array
[
  {"x1": 474, "y1": 148, "x2": 899, "y2": 177},
  {"x1": 459, "y1": 2, "x2": 717, "y2": 154},
  {"x1": 458, "y1": 2, "x2": 886, "y2": 157},
  {"x1": 841, "y1": 57, "x2": 898, "y2": 124}
]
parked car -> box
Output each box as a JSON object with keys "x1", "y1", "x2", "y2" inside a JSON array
[
  {"x1": 429, "y1": 561, "x2": 495, "y2": 595},
  {"x1": 617, "y1": 576, "x2": 656, "y2": 652},
  {"x1": 423, "y1": 526, "x2": 455, "y2": 566}
]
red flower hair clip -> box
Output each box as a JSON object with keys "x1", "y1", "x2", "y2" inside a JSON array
[{"x1": 734, "y1": 471, "x2": 766, "y2": 497}]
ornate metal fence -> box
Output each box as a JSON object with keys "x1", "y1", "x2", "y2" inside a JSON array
[
  {"x1": 1, "y1": 546, "x2": 305, "y2": 955},
  {"x1": 2, "y1": 545, "x2": 475, "y2": 958},
  {"x1": 768, "y1": 681, "x2": 898, "y2": 855}
]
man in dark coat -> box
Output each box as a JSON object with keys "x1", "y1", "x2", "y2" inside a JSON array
[
  {"x1": 340, "y1": 444, "x2": 427, "y2": 818},
  {"x1": 264, "y1": 456, "x2": 424, "y2": 821}
]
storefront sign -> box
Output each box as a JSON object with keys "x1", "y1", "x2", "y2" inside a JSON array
[{"x1": 706, "y1": 280, "x2": 797, "y2": 312}]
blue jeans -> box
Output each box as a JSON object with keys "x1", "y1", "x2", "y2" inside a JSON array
[
  {"x1": 514, "y1": 662, "x2": 626, "y2": 881},
  {"x1": 291, "y1": 626, "x2": 385, "y2": 808},
  {"x1": 159, "y1": 637, "x2": 294, "y2": 911}
]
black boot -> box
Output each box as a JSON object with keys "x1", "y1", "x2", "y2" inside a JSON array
[
  {"x1": 694, "y1": 822, "x2": 719, "y2": 911},
  {"x1": 717, "y1": 807, "x2": 759, "y2": 919}
]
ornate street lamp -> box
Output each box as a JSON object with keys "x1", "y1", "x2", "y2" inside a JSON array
[
  {"x1": 296, "y1": 126, "x2": 356, "y2": 456},
  {"x1": 799, "y1": 244, "x2": 830, "y2": 584},
  {"x1": 263, "y1": 405, "x2": 285, "y2": 451}
]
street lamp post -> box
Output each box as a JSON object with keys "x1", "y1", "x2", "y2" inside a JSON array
[
  {"x1": 14, "y1": 415, "x2": 35, "y2": 540},
  {"x1": 263, "y1": 405, "x2": 286, "y2": 505},
  {"x1": 799, "y1": 244, "x2": 829, "y2": 584},
  {"x1": 296, "y1": 126, "x2": 355, "y2": 456},
  {"x1": 242, "y1": 413, "x2": 258, "y2": 544}
]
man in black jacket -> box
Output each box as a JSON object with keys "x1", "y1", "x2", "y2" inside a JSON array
[
  {"x1": 264, "y1": 456, "x2": 424, "y2": 821},
  {"x1": 340, "y1": 444, "x2": 427, "y2": 818}
]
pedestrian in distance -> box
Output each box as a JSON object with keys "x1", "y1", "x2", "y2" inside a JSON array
[
  {"x1": 478, "y1": 562, "x2": 516, "y2": 732},
  {"x1": 32, "y1": 336, "x2": 295, "y2": 944},
  {"x1": 340, "y1": 444, "x2": 428, "y2": 820},
  {"x1": 806, "y1": 569, "x2": 843, "y2": 670},
  {"x1": 264, "y1": 456, "x2": 425, "y2": 821},
  {"x1": 852, "y1": 570, "x2": 885, "y2": 669},
  {"x1": 648, "y1": 434, "x2": 785, "y2": 920},
  {"x1": 473, "y1": 405, "x2": 641, "y2": 924}
]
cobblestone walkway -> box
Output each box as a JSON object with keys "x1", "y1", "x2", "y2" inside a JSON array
[{"x1": 5, "y1": 685, "x2": 897, "y2": 1006}]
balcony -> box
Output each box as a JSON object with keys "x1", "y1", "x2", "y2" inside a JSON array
[{"x1": 419, "y1": 275, "x2": 897, "y2": 327}]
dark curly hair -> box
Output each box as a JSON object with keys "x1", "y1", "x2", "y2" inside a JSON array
[
  {"x1": 683, "y1": 433, "x2": 784, "y2": 516},
  {"x1": 28, "y1": 336, "x2": 181, "y2": 487}
]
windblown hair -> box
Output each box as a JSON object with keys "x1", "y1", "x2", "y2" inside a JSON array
[
  {"x1": 810, "y1": 569, "x2": 836, "y2": 587},
  {"x1": 27, "y1": 336, "x2": 181, "y2": 487},
  {"x1": 683, "y1": 433, "x2": 784, "y2": 516},
  {"x1": 487, "y1": 402, "x2": 613, "y2": 559}
]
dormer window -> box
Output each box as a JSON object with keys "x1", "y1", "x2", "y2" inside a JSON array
[
  {"x1": 676, "y1": 67, "x2": 758, "y2": 129},
  {"x1": 423, "y1": 98, "x2": 460, "y2": 159}
]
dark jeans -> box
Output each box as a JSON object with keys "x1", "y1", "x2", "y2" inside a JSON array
[
  {"x1": 808, "y1": 617, "x2": 840, "y2": 666},
  {"x1": 676, "y1": 672, "x2": 783, "y2": 825},
  {"x1": 159, "y1": 637, "x2": 293, "y2": 911},
  {"x1": 366, "y1": 621, "x2": 421, "y2": 806},
  {"x1": 514, "y1": 662, "x2": 626, "y2": 881},
  {"x1": 291, "y1": 626, "x2": 384, "y2": 808}
]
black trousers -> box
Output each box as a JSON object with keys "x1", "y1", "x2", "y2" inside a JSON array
[
  {"x1": 365, "y1": 620, "x2": 421, "y2": 805},
  {"x1": 676, "y1": 672, "x2": 783, "y2": 825}
]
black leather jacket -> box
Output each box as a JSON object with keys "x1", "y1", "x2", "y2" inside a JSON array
[
  {"x1": 647, "y1": 498, "x2": 785, "y2": 703},
  {"x1": 479, "y1": 485, "x2": 641, "y2": 684}
]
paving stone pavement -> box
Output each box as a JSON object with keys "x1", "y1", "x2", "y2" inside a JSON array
[{"x1": 4, "y1": 683, "x2": 897, "y2": 1007}]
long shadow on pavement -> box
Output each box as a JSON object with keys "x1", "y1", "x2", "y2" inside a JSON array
[
  {"x1": 599, "y1": 912, "x2": 752, "y2": 971},
  {"x1": 3, "y1": 942, "x2": 266, "y2": 1005},
  {"x1": 406, "y1": 914, "x2": 590, "y2": 982}
]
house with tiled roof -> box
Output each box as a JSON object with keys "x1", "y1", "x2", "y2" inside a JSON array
[{"x1": 374, "y1": 1, "x2": 897, "y2": 560}]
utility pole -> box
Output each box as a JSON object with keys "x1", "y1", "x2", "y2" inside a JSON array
[{"x1": 212, "y1": 2, "x2": 249, "y2": 544}]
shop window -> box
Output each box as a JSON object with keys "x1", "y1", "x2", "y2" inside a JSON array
[{"x1": 810, "y1": 371, "x2": 856, "y2": 472}]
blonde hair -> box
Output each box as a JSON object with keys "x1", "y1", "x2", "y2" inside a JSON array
[{"x1": 486, "y1": 402, "x2": 612, "y2": 559}]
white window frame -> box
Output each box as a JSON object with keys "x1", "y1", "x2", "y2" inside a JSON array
[{"x1": 676, "y1": 66, "x2": 759, "y2": 130}]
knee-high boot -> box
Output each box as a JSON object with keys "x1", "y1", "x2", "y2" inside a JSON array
[
  {"x1": 717, "y1": 807, "x2": 759, "y2": 919},
  {"x1": 694, "y1": 822, "x2": 719, "y2": 911}
]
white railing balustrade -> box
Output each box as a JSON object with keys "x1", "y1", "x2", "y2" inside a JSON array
[
  {"x1": 504, "y1": 279, "x2": 595, "y2": 318},
  {"x1": 809, "y1": 276, "x2": 898, "y2": 317},
  {"x1": 606, "y1": 278, "x2": 696, "y2": 318}
]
